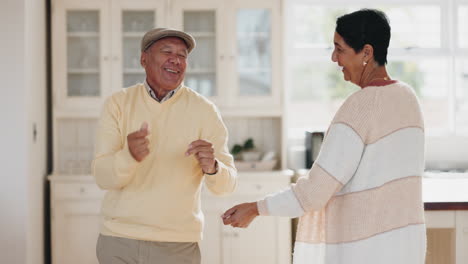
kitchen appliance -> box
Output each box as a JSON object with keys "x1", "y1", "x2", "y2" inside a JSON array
[{"x1": 305, "y1": 131, "x2": 324, "y2": 168}]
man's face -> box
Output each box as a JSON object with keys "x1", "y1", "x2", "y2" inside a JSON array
[{"x1": 141, "y1": 37, "x2": 188, "y2": 92}]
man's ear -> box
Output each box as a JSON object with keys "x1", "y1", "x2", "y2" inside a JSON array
[{"x1": 140, "y1": 52, "x2": 146, "y2": 67}]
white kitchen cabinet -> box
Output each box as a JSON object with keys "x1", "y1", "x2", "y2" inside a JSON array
[
  {"x1": 52, "y1": 0, "x2": 166, "y2": 115},
  {"x1": 51, "y1": 0, "x2": 286, "y2": 177},
  {"x1": 53, "y1": 201, "x2": 101, "y2": 264},
  {"x1": 49, "y1": 172, "x2": 292, "y2": 264},
  {"x1": 110, "y1": 0, "x2": 168, "y2": 91},
  {"x1": 169, "y1": 0, "x2": 225, "y2": 106},
  {"x1": 52, "y1": 0, "x2": 109, "y2": 113},
  {"x1": 170, "y1": 0, "x2": 282, "y2": 113},
  {"x1": 222, "y1": 217, "x2": 285, "y2": 264},
  {"x1": 200, "y1": 171, "x2": 292, "y2": 264},
  {"x1": 425, "y1": 211, "x2": 468, "y2": 264},
  {"x1": 53, "y1": 0, "x2": 281, "y2": 115},
  {"x1": 424, "y1": 176, "x2": 468, "y2": 264},
  {"x1": 49, "y1": 176, "x2": 105, "y2": 264}
]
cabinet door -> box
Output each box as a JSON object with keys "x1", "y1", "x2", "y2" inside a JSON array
[
  {"x1": 171, "y1": 0, "x2": 227, "y2": 106},
  {"x1": 52, "y1": 0, "x2": 111, "y2": 113},
  {"x1": 223, "y1": 216, "x2": 278, "y2": 264},
  {"x1": 200, "y1": 208, "x2": 223, "y2": 264},
  {"x1": 54, "y1": 119, "x2": 97, "y2": 175},
  {"x1": 111, "y1": 0, "x2": 166, "y2": 90},
  {"x1": 229, "y1": 0, "x2": 281, "y2": 109},
  {"x1": 52, "y1": 200, "x2": 102, "y2": 264}
]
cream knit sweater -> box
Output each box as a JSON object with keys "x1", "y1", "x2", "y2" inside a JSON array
[
  {"x1": 258, "y1": 81, "x2": 426, "y2": 264},
  {"x1": 92, "y1": 84, "x2": 237, "y2": 242}
]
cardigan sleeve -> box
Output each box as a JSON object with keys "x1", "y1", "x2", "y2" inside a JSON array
[{"x1": 257, "y1": 89, "x2": 376, "y2": 217}]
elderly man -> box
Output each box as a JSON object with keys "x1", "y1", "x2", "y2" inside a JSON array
[{"x1": 92, "y1": 28, "x2": 237, "y2": 264}]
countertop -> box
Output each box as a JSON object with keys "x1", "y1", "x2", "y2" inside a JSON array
[
  {"x1": 423, "y1": 171, "x2": 468, "y2": 210},
  {"x1": 48, "y1": 171, "x2": 468, "y2": 210}
]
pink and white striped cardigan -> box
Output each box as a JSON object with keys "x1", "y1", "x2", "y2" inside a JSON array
[{"x1": 257, "y1": 81, "x2": 426, "y2": 264}]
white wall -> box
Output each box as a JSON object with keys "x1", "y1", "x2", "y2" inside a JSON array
[
  {"x1": 0, "y1": 0, "x2": 47, "y2": 263},
  {"x1": 25, "y1": 0, "x2": 47, "y2": 263}
]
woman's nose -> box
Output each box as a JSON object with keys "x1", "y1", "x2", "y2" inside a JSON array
[{"x1": 331, "y1": 50, "x2": 337, "y2": 62}]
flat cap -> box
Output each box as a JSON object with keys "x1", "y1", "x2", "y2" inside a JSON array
[{"x1": 141, "y1": 28, "x2": 196, "y2": 53}]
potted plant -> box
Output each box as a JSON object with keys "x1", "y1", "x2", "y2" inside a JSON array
[{"x1": 230, "y1": 138, "x2": 262, "y2": 162}]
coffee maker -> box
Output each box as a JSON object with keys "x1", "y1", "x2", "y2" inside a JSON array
[{"x1": 305, "y1": 131, "x2": 324, "y2": 168}]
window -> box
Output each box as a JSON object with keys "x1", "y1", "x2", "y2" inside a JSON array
[{"x1": 286, "y1": 0, "x2": 468, "y2": 145}]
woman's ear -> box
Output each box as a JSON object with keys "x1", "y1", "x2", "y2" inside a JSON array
[{"x1": 362, "y1": 44, "x2": 374, "y2": 60}]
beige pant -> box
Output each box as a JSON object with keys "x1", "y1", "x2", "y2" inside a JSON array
[{"x1": 96, "y1": 234, "x2": 201, "y2": 264}]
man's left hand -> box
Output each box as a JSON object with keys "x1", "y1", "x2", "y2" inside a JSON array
[{"x1": 186, "y1": 139, "x2": 217, "y2": 174}]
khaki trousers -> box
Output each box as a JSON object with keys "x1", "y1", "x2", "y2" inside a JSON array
[{"x1": 96, "y1": 234, "x2": 201, "y2": 264}]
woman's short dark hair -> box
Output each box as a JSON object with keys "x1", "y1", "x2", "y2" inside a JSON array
[{"x1": 336, "y1": 9, "x2": 391, "y2": 65}]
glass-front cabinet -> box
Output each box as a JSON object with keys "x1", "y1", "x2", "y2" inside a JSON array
[
  {"x1": 52, "y1": 0, "x2": 282, "y2": 175},
  {"x1": 184, "y1": 11, "x2": 217, "y2": 98},
  {"x1": 171, "y1": 0, "x2": 281, "y2": 112},
  {"x1": 111, "y1": 1, "x2": 165, "y2": 92},
  {"x1": 236, "y1": 9, "x2": 272, "y2": 97},
  {"x1": 53, "y1": 0, "x2": 110, "y2": 113},
  {"x1": 171, "y1": 0, "x2": 224, "y2": 105},
  {"x1": 232, "y1": 0, "x2": 280, "y2": 109},
  {"x1": 52, "y1": 0, "x2": 165, "y2": 177},
  {"x1": 66, "y1": 11, "x2": 101, "y2": 97},
  {"x1": 121, "y1": 11, "x2": 155, "y2": 88},
  {"x1": 53, "y1": 0, "x2": 165, "y2": 114}
]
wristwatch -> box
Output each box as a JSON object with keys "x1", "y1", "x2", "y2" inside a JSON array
[{"x1": 205, "y1": 160, "x2": 219, "y2": 175}]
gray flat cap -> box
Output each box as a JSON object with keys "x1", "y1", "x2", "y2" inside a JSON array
[{"x1": 141, "y1": 28, "x2": 196, "y2": 53}]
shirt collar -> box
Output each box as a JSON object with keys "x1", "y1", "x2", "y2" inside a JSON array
[{"x1": 144, "y1": 79, "x2": 182, "y2": 103}]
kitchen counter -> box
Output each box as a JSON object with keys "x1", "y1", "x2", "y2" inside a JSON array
[
  {"x1": 423, "y1": 172, "x2": 468, "y2": 264},
  {"x1": 423, "y1": 172, "x2": 468, "y2": 210}
]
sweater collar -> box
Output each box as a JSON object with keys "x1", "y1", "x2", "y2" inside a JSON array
[{"x1": 144, "y1": 79, "x2": 182, "y2": 103}]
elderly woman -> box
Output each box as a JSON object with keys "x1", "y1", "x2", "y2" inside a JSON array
[{"x1": 222, "y1": 9, "x2": 426, "y2": 264}]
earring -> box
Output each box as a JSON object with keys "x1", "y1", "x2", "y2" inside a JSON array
[{"x1": 363, "y1": 61, "x2": 368, "y2": 66}]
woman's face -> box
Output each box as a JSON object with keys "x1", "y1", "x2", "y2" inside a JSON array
[{"x1": 331, "y1": 32, "x2": 366, "y2": 85}]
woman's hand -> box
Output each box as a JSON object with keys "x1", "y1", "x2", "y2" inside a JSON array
[{"x1": 221, "y1": 202, "x2": 259, "y2": 228}]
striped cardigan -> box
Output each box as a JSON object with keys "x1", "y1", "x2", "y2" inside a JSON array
[{"x1": 257, "y1": 81, "x2": 426, "y2": 264}]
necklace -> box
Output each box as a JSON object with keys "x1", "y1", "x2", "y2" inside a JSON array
[{"x1": 368, "y1": 76, "x2": 390, "y2": 83}]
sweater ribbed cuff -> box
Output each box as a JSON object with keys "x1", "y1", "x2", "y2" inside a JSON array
[{"x1": 257, "y1": 200, "x2": 269, "y2": 216}]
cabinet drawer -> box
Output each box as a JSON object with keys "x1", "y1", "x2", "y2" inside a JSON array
[
  {"x1": 235, "y1": 181, "x2": 287, "y2": 196},
  {"x1": 53, "y1": 182, "x2": 104, "y2": 200}
]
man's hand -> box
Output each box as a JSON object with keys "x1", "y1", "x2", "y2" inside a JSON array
[
  {"x1": 221, "y1": 202, "x2": 259, "y2": 228},
  {"x1": 186, "y1": 140, "x2": 217, "y2": 174},
  {"x1": 127, "y1": 122, "x2": 150, "y2": 162}
]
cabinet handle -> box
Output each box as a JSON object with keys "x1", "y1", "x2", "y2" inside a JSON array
[
  {"x1": 112, "y1": 56, "x2": 119, "y2": 61},
  {"x1": 255, "y1": 184, "x2": 262, "y2": 190},
  {"x1": 103, "y1": 56, "x2": 109, "y2": 61},
  {"x1": 220, "y1": 55, "x2": 224, "y2": 60},
  {"x1": 80, "y1": 187, "x2": 86, "y2": 194},
  {"x1": 222, "y1": 232, "x2": 239, "y2": 237}
]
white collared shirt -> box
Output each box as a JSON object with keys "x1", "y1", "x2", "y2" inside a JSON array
[{"x1": 144, "y1": 79, "x2": 182, "y2": 103}]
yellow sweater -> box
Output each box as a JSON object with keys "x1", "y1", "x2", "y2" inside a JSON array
[{"x1": 92, "y1": 84, "x2": 237, "y2": 242}]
